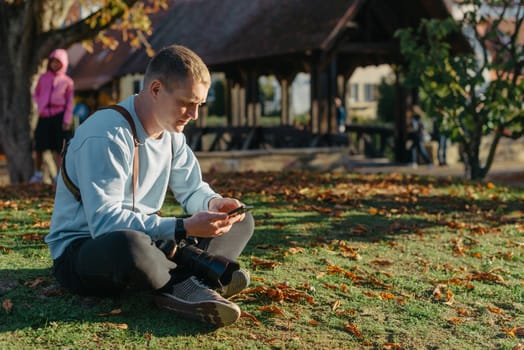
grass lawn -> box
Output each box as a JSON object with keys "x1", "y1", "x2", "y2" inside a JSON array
[{"x1": 0, "y1": 171, "x2": 523, "y2": 349}]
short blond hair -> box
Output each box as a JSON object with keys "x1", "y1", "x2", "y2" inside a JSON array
[{"x1": 144, "y1": 45, "x2": 211, "y2": 91}]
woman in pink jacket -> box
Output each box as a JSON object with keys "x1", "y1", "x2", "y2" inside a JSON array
[{"x1": 29, "y1": 49, "x2": 74, "y2": 184}]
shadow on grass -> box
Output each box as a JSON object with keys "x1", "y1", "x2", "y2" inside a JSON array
[
  {"x1": 248, "y1": 211, "x2": 432, "y2": 252},
  {"x1": 246, "y1": 191, "x2": 523, "y2": 261},
  {"x1": 0, "y1": 268, "x2": 220, "y2": 336}
]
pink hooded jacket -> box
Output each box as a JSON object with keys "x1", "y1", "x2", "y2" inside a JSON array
[{"x1": 33, "y1": 49, "x2": 74, "y2": 125}]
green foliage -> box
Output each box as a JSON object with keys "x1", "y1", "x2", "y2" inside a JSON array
[
  {"x1": 259, "y1": 77, "x2": 276, "y2": 101},
  {"x1": 376, "y1": 77, "x2": 396, "y2": 124},
  {"x1": 396, "y1": 0, "x2": 524, "y2": 179}
]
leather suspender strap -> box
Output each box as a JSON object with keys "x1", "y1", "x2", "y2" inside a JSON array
[{"x1": 60, "y1": 105, "x2": 140, "y2": 211}]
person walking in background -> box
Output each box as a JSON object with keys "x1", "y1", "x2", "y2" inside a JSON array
[
  {"x1": 29, "y1": 49, "x2": 74, "y2": 184},
  {"x1": 408, "y1": 111, "x2": 433, "y2": 168},
  {"x1": 335, "y1": 96, "x2": 346, "y2": 133},
  {"x1": 432, "y1": 116, "x2": 448, "y2": 166}
]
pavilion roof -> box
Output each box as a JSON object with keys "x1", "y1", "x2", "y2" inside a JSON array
[{"x1": 70, "y1": 0, "x2": 456, "y2": 91}]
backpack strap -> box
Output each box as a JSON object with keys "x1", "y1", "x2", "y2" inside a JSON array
[{"x1": 60, "y1": 105, "x2": 140, "y2": 211}]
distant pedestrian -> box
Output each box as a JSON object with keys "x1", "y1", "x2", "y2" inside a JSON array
[
  {"x1": 335, "y1": 97, "x2": 346, "y2": 133},
  {"x1": 408, "y1": 112, "x2": 433, "y2": 167},
  {"x1": 432, "y1": 117, "x2": 448, "y2": 166},
  {"x1": 29, "y1": 49, "x2": 74, "y2": 184}
]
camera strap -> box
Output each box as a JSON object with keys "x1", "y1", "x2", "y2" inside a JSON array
[{"x1": 60, "y1": 105, "x2": 140, "y2": 211}]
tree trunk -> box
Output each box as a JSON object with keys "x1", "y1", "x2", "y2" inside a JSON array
[
  {"x1": 0, "y1": 55, "x2": 35, "y2": 183},
  {"x1": 462, "y1": 130, "x2": 493, "y2": 181}
]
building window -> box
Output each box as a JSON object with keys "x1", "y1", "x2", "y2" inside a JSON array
[
  {"x1": 133, "y1": 80, "x2": 142, "y2": 94},
  {"x1": 350, "y1": 83, "x2": 359, "y2": 102},
  {"x1": 364, "y1": 84, "x2": 377, "y2": 102}
]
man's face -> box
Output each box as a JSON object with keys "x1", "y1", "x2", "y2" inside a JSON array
[{"x1": 153, "y1": 77, "x2": 208, "y2": 133}]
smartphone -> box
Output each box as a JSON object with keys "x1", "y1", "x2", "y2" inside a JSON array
[{"x1": 227, "y1": 205, "x2": 254, "y2": 217}]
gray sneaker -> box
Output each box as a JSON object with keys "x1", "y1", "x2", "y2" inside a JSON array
[
  {"x1": 153, "y1": 276, "x2": 240, "y2": 327},
  {"x1": 220, "y1": 269, "x2": 250, "y2": 298}
]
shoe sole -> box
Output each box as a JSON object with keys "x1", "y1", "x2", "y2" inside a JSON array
[{"x1": 153, "y1": 293, "x2": 240, "y2": 327}]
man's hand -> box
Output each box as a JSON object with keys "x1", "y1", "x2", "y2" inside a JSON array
[
  {"x1": 62, "y1": 122, "x2": 72, "y2": 131},
  {"x1": 183, "y1": 211, "x2": 232, "y2": 238},
  {"x1": 209, "y1": 197, "x2": 247, "y2": 223}
]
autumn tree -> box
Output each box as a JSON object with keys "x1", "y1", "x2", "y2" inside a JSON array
[
  {"x1": 0, "y1": 0, "x2": 165, "y2": 183},
  {"x1": 396, "y1": 0, "x2": 524, "y2": 180}
]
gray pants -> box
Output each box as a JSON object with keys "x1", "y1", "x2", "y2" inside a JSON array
[{"x1": 53, "y1": 213, "x2": 254, "y2": 296}]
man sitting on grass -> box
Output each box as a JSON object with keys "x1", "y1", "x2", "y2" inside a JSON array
[{"x1": 45, "y1": 45, "x2": 254, "y2": 327}]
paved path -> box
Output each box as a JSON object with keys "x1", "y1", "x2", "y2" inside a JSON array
[
  {"x1": 1, "y1": 154, "x2": 523, "y2": 187},
  {"x1": 349, "y1": 159, "x2": 524, "y2": 187}
]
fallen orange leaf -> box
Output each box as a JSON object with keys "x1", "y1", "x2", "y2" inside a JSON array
[
  {"x1": 2, "y1": 299, "x2": 13, "y2": 314},
  {"x1": 98, "y1": 308, "x2": 123, "y2": 317},
  {"x1": 371, "y1": 259, "x2": 394, "y2": 266},
  {"x1": 285, "y1": 247, "x2": 305, "y2": 255},
  {"x1": 25, "y1": 278, "x2": 44, "y2": 288},
  {"x1": 22, "y1": 233, "x2": 42, "y2": 241},
  {"x1": 447, "y1": 317, "x2": 464, "y2": 324},
  {"x1": 104, "y1": 322, "x2": 128, "y2": 330},
  {"x1": 380, "y1": 292, "x2": 395, "y2": 300},
  {"x1": 344, "y1": 322, "x2": 364, "y2": 339},
  {"x1": 258, "y1": 305, "x2": 287, "y2": 317},
  {"x1": 309, "y1": 319, "x2": 320, "y2": 326},
  {"x1": 250, "y1": 256, "x2": 280, "y2": 270},
  {"x1": 487, "y1": 306, "x2": 502, "y2": 314},
  {"x1": 322, "y1": 282, "x2": 338, "y2": 290},
  {"x1": 240, "y1": 311, "x2": 260, "y2": 325}
]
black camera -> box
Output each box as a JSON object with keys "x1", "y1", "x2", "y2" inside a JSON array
[{"x1": 158, "y1": 237, "x2": 240, "y2": 288}]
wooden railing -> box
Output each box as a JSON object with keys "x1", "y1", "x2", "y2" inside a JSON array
[{"x1": 184, "y1": 124, "x2": 394, "y2": 158}]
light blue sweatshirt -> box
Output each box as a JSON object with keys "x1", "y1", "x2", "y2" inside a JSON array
[{"x1": 45, "y1": 95, "x2": 220, "y2": 260}]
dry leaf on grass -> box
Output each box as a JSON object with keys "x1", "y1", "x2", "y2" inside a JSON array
[
  {"x1": 468, "y1": 269, "x2": 508, "y2": 285},
  {"x1": 250, "y1": 256, "x2": 280, "y2": 270},
  {"x1": 2, "y1": 299, "x2": 13, "y2": 314},
  {"x1": 258, "y1": 305, "x2": 287, "y2": 317},
  {"x1": 240, "y1": 311, "x2": 260, "y2": 325},
  {"x1": 22, "y1": 233, "x2": 43, "y2": 241},
  {"x1": 371, "y1": 259, "x2": 394, "y2": 266},
  {"x1": 332, "y1": 299, "x2": 343, "y2": 311},
  {"x1": 31, "y1": 220, "x2": 50, "y2": 229},
  {"x1": 244, "y1": 284, "x2": 315, "y2": 305},
  {"x1": 24, "y1": 278, "x2": 44, "y2": 288},
  {"x1": 344, "y1": 322, "x2": 364, "y2": 339},
  {"x1": 104, "y1": 322, "x2": 128, "y2": 330},
  {"x1": 98, "y1": 308, "x2": 122, "y2": 317},
  {"x1": 504, "y1": 327, "x2": 524, "y2": 337}
]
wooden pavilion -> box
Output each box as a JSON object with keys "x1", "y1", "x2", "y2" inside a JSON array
[{"x1": 70, "y1": 0, "x2": 465, "y2": 161}]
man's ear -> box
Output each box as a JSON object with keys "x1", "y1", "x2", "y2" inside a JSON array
[{"x1": 149, "y1": 80, "x2": 162, "y2": 98}]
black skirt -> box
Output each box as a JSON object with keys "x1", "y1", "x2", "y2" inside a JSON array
[{"x1": 34, "y1": 112, "x2": 70, "y2": 152}]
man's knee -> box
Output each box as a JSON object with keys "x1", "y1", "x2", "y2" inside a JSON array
[
  {"x1": 236, "y1": 212, "x2": 255, "y2": 240},
  {"x1": 110, "y1": 230, "x2": 153, "y2": 252},
  {"x1": 105, "y1": 230, "x2": 174, "y2": 287}
]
